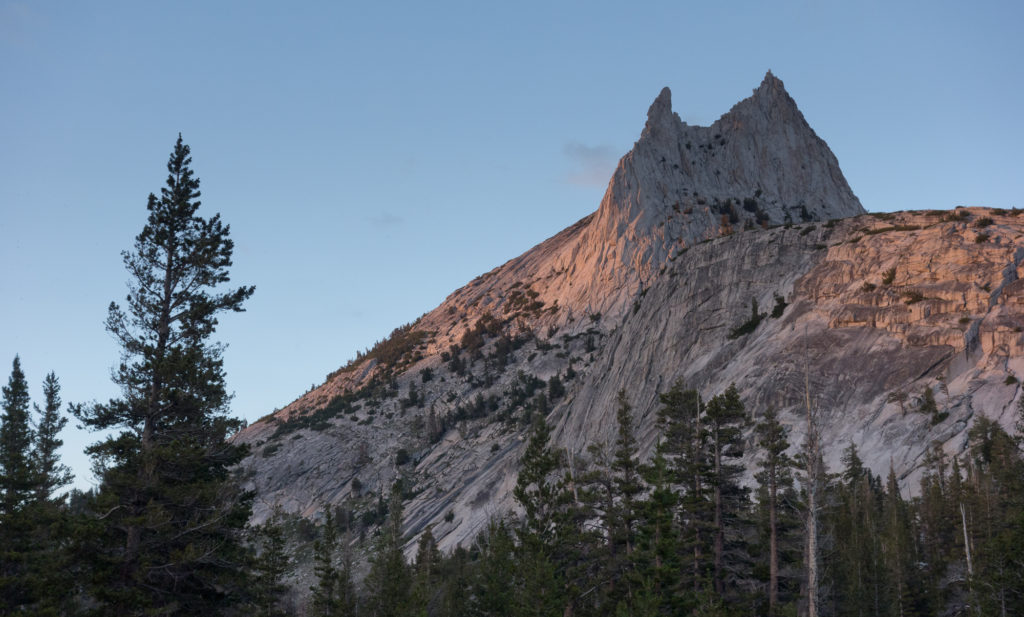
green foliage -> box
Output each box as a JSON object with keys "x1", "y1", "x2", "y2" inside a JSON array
[
  {"x1": 902, "y1": 289, "x2": 924, "y2": 304},
  {"x1": 770, "y1": 294, "x2": 788, "y2": 318},
  {"x1": 310, "y1": 509, "x2": 356, "y2": 617},
  {"x1": 917, "y1": 385, "x2": 938, "y2": 416},
  {"x1": 547, "y1": 374, "x2": 565, "y2": 401},
  {"x1": 32, "y1": 372, "x2": 72, "y2": 501},
  {"x1": 72, "y1": 136, "x2": 255, "y2": 615},
  {"x1": 728, "y1": 298, "x2": 767, "y2": 339},
  {"x1": 1, "y1": 356, "x2": 34, "y2": 518},
  {"x1": 364, "y1": 486, "x2": 412, "y2": 617},
  {"x1": 331, "y1": 323, "x2": 431, "y2": 380},
  {"x1": 460, "y1": 313, "x2": 502, "y2": 355},
  {"x1": 197, "y1": 382, "x2": 1024, "y2": 617},
  {"x1": 881, "y1": 267, "x2": 897, "y2": 285},
  {"x1": 250, "y1": 512, "x2": 292, "y2": 617},
  {"x1": 861, "y1": 224, "x2": 922, "y2": 236},
  {"x1": 504, "y1": 286, "x2": 546, "y2": 318},
  {"x1": 513, "y1": 416, "x2": 563, "y2": 543},
  {"x1": 395, "y1": 448, "x2": 411, "y2": 466},
  {"x1": 411, "y1": 527, "x2": 443, "y2": 613},
  {"x1": 0, "y1": 356, "x2": 37, "y2": 613},
  {"x1": 753, "y1": 408, "x2": 799, "y2": 616}
]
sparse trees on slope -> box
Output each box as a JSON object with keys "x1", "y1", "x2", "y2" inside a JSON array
[{"x1": 73, "y1": 135, "x2": 255, "y2": 615}]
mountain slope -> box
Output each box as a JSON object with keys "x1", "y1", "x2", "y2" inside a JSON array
[{"x1": 234, "y1": 74, "x2": 1023, "y2": 557}]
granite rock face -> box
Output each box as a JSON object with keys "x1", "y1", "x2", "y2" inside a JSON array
[{"x1": 234, "y1": 76, "x2": 1022, "y2": 561}]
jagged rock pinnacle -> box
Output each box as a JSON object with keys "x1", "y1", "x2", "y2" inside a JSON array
[
  {"x1": 584, "y1": 72, "x2": 864, "y2": 307},
  {"x1": 646, "y1": 86, "x2": 673, "y2": 122}
]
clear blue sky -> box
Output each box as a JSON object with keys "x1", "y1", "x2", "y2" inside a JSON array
[{"x1": 2, "y1": 0, "x2": 1021, "y2": 489}]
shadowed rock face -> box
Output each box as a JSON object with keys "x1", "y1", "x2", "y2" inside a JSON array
[{"x1": 234, "y1": 76, "x2": 1021, "y2": 560}]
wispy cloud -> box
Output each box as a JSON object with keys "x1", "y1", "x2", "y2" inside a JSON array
[
  {"x1": 563, "y1": 141, "x2": 618, "y2": 187},
  {"x1": 368, "y1": 211, "x2": 404, "y2": 228}
]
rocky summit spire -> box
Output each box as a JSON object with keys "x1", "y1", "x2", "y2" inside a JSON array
[
  {"x1": 757, "y1": 69, "x2": 785, "y2": 97},
  {"x1": 588, "y1": 72, "x2": 864, "y2": 278},
  {"x1": 741, "y1": 70, "x2": 804, "y2": 122},
  {"x1": 644, "y1": 87, "x2": 676, "y2": 130},
  {"x1": 647, "y1": 86, "x2": 672, "y2": 121}
]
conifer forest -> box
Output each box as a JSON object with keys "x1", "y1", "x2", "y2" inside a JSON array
[{"x1": 2, "y1": 138, "x2": 1023, "y2": 617}]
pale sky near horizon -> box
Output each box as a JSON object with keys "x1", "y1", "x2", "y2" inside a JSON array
[{"x1": 2, "y1": 1, "x2": 1022, "y2": 490}]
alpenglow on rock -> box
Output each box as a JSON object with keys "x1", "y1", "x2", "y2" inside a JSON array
[{"x1": 231, "y1": 74, "x2": 1024, "y2": 569}]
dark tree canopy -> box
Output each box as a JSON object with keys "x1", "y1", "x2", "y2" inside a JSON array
[{"x1": 74, "y1": 135, "x2": 255, "y2": 615}]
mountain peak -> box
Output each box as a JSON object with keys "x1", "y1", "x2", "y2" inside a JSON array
[
  {"x1": 594, "y1": 73, "x2": 863, "y2": 272},
  {"x1": 746, "y1": 70, "x2": 797, "y2": 114},
  {"x1": 642, "y1": 86, "x2": 679, "y2": 142},
  {"x1": 758, "y1": 69, "x2": 784, "y2": 93},
  {"x1": 646, "y1": 86, "x2": 673, "y2": 122}
]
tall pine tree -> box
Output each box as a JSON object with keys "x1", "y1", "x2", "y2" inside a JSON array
[
  {"x1": 0, "y1": 356, "x2": 36, "y2": 613},
  {"x1": 753, "y1": 407, "x2": 796, "y2": 616},
  {"x1": 32, "y1": 371, "x2": 72, "y2": 502},
  {"x1": 703, "y1": 384, "x2": 749, "y2": 599},
  {"x1": 73, "y1": 135, "x2": 255, "y2": 615},
  {"x1": 364, "y1": 485, "x2": 412, "y2": 617}
]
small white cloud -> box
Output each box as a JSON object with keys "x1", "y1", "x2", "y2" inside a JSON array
[{"x1": 563, "y1": 141, "x2": 618, "y2": 187}]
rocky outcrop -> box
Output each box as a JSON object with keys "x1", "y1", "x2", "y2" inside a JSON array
[{"x1": 233, "y1": 76, "x2": 1021, "y2": 562}]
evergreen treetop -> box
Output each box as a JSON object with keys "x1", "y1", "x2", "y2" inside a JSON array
[
  {"x1": 0, "y1": 356, "x2": 34, "y2": 516},
  {"x1": 73, "y1": 135, "x2": 255, "y2": 615}
]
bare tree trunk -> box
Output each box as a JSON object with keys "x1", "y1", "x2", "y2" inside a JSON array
[
  {"x1": 960, "y1": 501, "x2": 974, "y2": 579},
  {"x1": 693, "y1": 393, "x2": 703, "y2": 594},
  {"x1": 806, "y1": 478, "x2": 819, "y2": 617},
  {"x1": 714, "y1": 424, "x2": 724, "y2": 595},
  {"x1": 769, "y1": 463, "x2": 779, "y2": 614}
]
